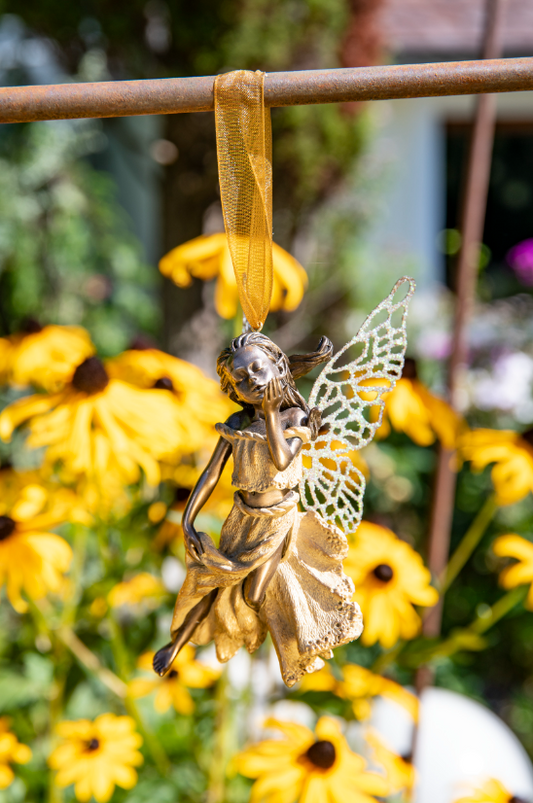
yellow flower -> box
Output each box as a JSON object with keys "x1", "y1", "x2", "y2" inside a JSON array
[
  {"x1": 493, "y1": 534, "x2": 533, "y2": 609},
  {"x1": 0, "y1": 466, "x2": 90, "y2": 524},
  {"x1": 378, "y1": 359, "x2": 462, "y2": 448},
  {"x1": 108, "y1": 573, "x2": 166, "y2": 611},
  {"x1": 89, "y1": 596, "x2": 108, "y2": 618},
  {"x1": 159, "y1": 233, "x2": 308, "y2": 319},
  {"x1": 341, "y1": 665, "x2": 418, "y2": 721},
  {"x1": 75, "y1": 473, "x2": 133, "y2": 521},
  {"x1": 106, "y1": 347, "x2": 233, "y2": 455},
  {"x1": 300, "y1": 663, "x2": 418, "y2": 722},
  {"x1": 453, "y1": 778, "x2": 515, "y2": 803},
  {"x1": 460, "y1": 428, "x2": 533, "y2": 506},
  {"x1": 0, "y1": 479, "x2": 72, "y2": 612},
  {"x1": 235, "y1": 715, "x2": 389, "y2": 803},
  {"x1": 147, "y1": 500, "x2": 168, "y2": 524},
  {"x1": 365, "y1": 729, "x2": 415, "y2": 796},
  {"x1": 129, "y1": 647, "x2": 220, "y2": 715},
  {"x1": 3, "y1": 324, "x2": 95, "y2": 392},
  {"x1": 0, "y1": 357, "x2": 189, "y2": 489},
  {"x1": 48, "y1": 714, "x2": 143, "y2": 803},
  {"x1": 0, "y1": 718, "x2": 32, "y2": 789},
  {"x1": 344, "y1": 522, "x2": 438, "y2": 648}
]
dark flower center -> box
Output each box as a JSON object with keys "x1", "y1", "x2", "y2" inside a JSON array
[
  {"x1": 153, "y1": 376, "x2": 174, "y2": 391},
  {"x1": 86, "y1": 738, "x2": 100, "y2": 751},
  {"x1": 373, "y1": 563, "x2": 394, "y2": 582},
  {"x1": 72, "y1": 357, "x2": 109, "y2": 394},
  {"x1": 0, "y1": 516, "x2": 16, "y2": 542},
  {"x1": 21, "y1": 317, "x2": 43, "y2": 334},
  {"x1": 401, "y1": 752, "x2": 413, "y2": 763},
  {"x1": 168, "y1": 670, "x2": 179, "y2": 679},
  {"x1": 401, "y1": 357, "x2": 418, "y2": 380},
  {"x1": 174, "y1": 487, "x2": 191, "y2": 504},
  {"x1": 129, "y1": 335, "x2": 157, "y2": 351},
  {"x1": 510, "y1": 797, "x2": 530, "y2": 803},
  {"x1": 305, "y1": 740, "x2": 336, "y2": 770},
  {"x1": 521, "y1": 429, "x2": 533, "y2": 448}
]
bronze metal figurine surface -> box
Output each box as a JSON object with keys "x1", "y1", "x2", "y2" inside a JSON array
[{"x1": 154, "y1": 279, "x2": 414, "y2": 686}]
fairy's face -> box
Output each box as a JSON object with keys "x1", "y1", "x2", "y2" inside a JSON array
[{"x1": 227, "y1": 345, "x2": 281, "y2": 406}]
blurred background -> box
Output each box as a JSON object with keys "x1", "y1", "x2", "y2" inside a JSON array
[{"x1": 2, "y1": 1, "x2": 533, "y2": 802}]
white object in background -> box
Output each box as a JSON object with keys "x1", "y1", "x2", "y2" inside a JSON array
[
  {"x1": 161, "y1": 556, "x2": 186, "y2": 592},
  {"x1": 371, "y1": 686, "x2": 533, "y2": 803}
]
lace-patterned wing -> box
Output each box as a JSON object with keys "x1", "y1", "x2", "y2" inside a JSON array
[{"x1": 299, "y1": 277, "x2": 415, "y2": 533}]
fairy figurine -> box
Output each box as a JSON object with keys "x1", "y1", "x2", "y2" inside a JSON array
[{"x1": 153, "y1": 278, "x2": 414, "y2": 686}]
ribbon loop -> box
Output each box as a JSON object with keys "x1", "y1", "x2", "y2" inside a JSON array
[{"x1": 214, "y1": 70, "x2": 273, "y2": 331}]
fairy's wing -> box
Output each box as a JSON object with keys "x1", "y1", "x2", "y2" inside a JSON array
[{"x1": 299, "y1": 277, "x2": 415, "y2": 533}]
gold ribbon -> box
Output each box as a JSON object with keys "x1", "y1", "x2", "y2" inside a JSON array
[{"x1": 214, "y1": 70, "x2": 273, "y2": 331}]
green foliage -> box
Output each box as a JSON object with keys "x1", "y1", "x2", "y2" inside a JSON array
[{"x1": 0, "y1": 121, "x2": 159, "y2": 356}]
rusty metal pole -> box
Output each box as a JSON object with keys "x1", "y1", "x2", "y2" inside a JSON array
[
  {"x1": 419, "y1": 0, "x2": 508, "y2": 675},
  {"x1": 0, "y1": 57, "x2": 532, "y2": 124}
]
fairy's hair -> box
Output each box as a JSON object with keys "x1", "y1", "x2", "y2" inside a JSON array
[
  {"x1": 288, "y1": 336, "x2": 333, "y2": 379},
  {"x1": 216, "y1": 332, "x2": 333, "y2": 437}
]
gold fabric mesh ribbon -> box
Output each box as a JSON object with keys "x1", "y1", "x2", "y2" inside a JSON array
[{"x1": 214, "y1": 70, "x2": 273, "y2": 331}]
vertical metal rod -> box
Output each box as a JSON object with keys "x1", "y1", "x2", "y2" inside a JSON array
[{"x1": 421, "y1": 0, "x2": 507, "y2": 648}]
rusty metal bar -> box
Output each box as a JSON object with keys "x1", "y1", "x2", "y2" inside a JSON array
[{"x1": 0, "y1": 57, "x2": 532, "y2": 124}]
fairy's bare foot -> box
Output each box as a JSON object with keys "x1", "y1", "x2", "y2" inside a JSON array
[
  {"x1": 152, "y1": 640, "x2": 180, "y2": 677},
  {"x1": 153, "y1": 589, "x2": 218, "y2": 677}
]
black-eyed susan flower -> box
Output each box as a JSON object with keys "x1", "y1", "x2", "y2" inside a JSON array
[
  {"x1": 0, "y1": 718, "x2": 32, "y2": 789},
  {"x1": 106, "y1": 347, "x2": 233, "y2": 455},
  {"x1": 300, "y1": 663, "x2": 418, "y2": 722},
  {"x1": 107, "y1": 573, "x2": 166, "y2": 612},
  {"x1": 460, "y1": 428, "x2": 533, "y2": 506},
  {"x1": 493, "y1": 534, "x2": 533, "y2": 609},
  {"x1": 341, "y1": 665, "x2": 418, "y2": 721},
  {"x1": 0, "y1": 477, "x2": 73, "y2": 612},
  {"x1": 365, "y1": 729, "x2": 415, "y2": 797},
  {"x1": 159, "y1": 233, "x2": 308, "y2": 320},
  {"x1": 235, "y1": 716, "x2": 389, "y2": 803},
  {"x1": 1, "y1": 324, "x2": 95, "y2": 392},
  {"x1": 344, "y1": 522, "x2": 438, "y2": 648},
  {"x1": 48, "y1": 714, "x2": 143, "y2": 803},
  {"x1": 129, "y1": 647, "x2": 220, "y2": 714},
  {"x1": 454, "y1": 778, "x2": 520, "y2": 803},
  {"x1": 0, "y1": 356, "x2": 186, "y2": 489},
  {"x1": 378, "y1": 359, "x2": 462, "y2": 448}
]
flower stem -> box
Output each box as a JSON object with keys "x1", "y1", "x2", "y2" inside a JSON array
[
  {"x1": 470, "y1": 585, "x2": 528, "y2": 634},
  {"x1": 207, "y1": 668, "x2": 231, "y2": 803},
  {"x1": 429, "y1": 586, "x2": 528, "y2": 661},
  {"x1": 371, "y1": 641, "x2": 405, "y2": 674},
  {"x1": 124, "y1": 696, "x2": 170, "y2": 776},
  {"x1": 56, "y1": 625, "x2": 128, "y2": 698},
  {"x1": 106, "y1": 615, "x2": 171, "y2": 776},
  {"x1": 61, "y1": 524, "x2": 88, "y2": 627},
  {"x1": 441, "y1": 494, "x2": 497, "y2": 593}
]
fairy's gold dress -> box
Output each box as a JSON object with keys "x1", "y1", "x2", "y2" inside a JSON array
[{"x1": 170, "y1": 419, "x2": 363, "y2": 686}]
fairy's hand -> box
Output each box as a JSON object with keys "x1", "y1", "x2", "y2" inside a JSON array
[
  {"x1": 183, "y1": 525, "x2": 205, "y2": 562},
  {"x1": 262, "y1": 376, "x2": 284, "y2": 416}
]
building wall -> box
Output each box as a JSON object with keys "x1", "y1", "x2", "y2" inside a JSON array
[{"x1": 363, "y1": 91, "x2": 533, "y2": 289}]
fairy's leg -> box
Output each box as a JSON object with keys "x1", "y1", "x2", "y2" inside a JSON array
[
  {"x1": 153, "y1": 589, "x2": 217, "y2": 677},
  {"x1": 244, "y1": 537, "x2": 286, "y2": 613}
]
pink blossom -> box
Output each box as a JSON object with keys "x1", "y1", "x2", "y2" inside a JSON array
[{"x1": 507, "y1": 239, "x2": 533, "y2": 285}]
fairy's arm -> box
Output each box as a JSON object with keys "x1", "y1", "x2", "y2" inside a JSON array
[
  {"x1": 182, "y1": 417, "x2": 237, "y2": 559},
  {"x1": 263, "y1": 377, "x2": 305, "y2": 471}
]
